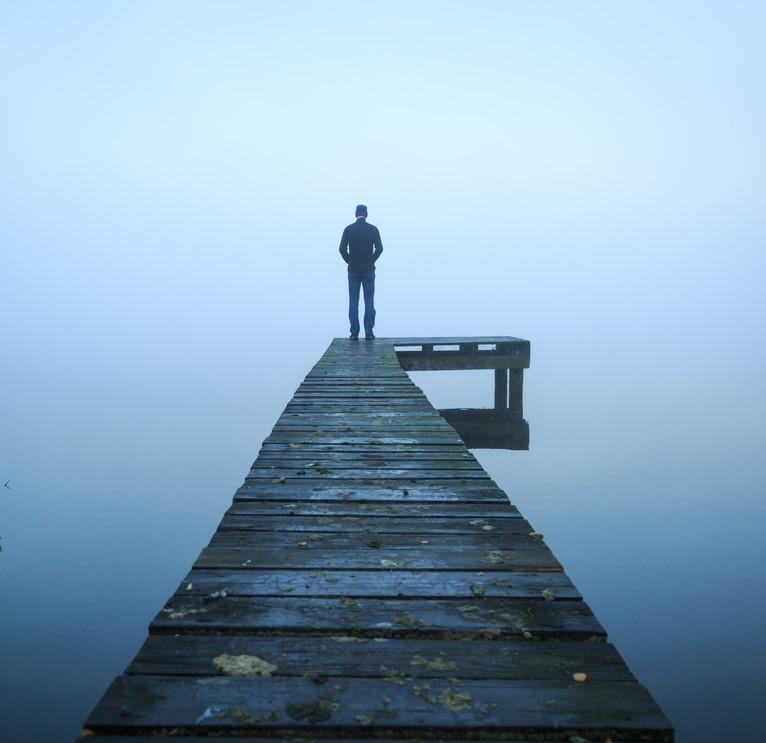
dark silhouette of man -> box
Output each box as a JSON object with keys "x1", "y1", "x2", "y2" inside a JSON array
[{"x1": 338, "y1": 204, "x2": 383, "y2": 340}]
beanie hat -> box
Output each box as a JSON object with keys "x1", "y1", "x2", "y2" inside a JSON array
[{"x1": 355, "y1": 204, "x2": 368, "y2": 217}]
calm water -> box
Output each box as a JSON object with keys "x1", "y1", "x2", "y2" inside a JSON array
[{"x1": 1, "y1": 329, "x2": 764, "y2": 742}]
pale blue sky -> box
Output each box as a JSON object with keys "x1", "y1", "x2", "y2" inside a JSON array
[{"x1": 3, "y1": 1, "x2": 764, "y2": 356}]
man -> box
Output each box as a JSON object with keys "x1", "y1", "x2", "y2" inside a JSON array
[{"x1": 338, "y1": 204, "x2": 383, "y2": 340}]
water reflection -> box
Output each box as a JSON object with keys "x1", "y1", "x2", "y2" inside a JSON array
[{"x1": 438, "y1": 407, "x2": 529, "y2": 450}]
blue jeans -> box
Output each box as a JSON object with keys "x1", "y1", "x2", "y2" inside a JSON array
[{"x1": 348, "y1": 267, "x2": 375, "y2": 335}]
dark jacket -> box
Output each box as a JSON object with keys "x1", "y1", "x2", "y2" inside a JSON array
[{"x1": 339, "y1": 218, "x2": 383, "y2": 274}]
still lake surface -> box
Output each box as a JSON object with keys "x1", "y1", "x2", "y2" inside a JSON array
[{"x1": 1, "y1": 333, "x2": 764, "y2": 742}]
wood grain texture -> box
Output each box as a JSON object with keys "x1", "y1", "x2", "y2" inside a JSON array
[{"x1": 86, "y1": 675, "x2": 671, "y2": 738}]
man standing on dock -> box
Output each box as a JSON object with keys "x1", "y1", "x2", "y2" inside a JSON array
[{"x1": 338, "y1": 204, "x2": 383, "y2": 340}]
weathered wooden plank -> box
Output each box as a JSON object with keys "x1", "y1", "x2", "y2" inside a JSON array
[
  {"x1": 193, "y1": 545, "x2": 562, "y2": 571},
  {"x1": 79, "y1": 736, "x2": 552, "y2": 742},
  {"x1": 208, "y1": 531, "x2": 547, "y2": 551},
  {"x1": 250, "y1": 466, "x2": 487, "y2": 477},
  {"x1": 264, "y1": 434, "x2": 464, "y2": 445},
  {"x1": 234, "y1": 482, "x2": 509, "y2": 502},
  {"x1": 287, "y1": 391, "x2": 424, "y2": 397},
  {"x1": 269, "y1": 428, "x2": 459, "y2": 437},
  {"x1": 279, "y1": 410, "x2": 443, "y2": 417},
  {"x1": 281, "y1": 418, "x2": 442, "y2": 427},
  {"x1": 223, "y1": 501, "x2": 522, "y2": 518},
  {"x1": 254, "y1": 452, "x2": 482, "y2": 464},
  {"x1": 305, "y1": 373, "x2": 408, "y2": 378},
  {"x1": 255, "y1": 452, "x2": 481, "y2": 465},
  {"x1": 128, "y1": 634, "x2": 634, "y2": 681},
  {"x1": 86, "y1": 675, "x2": 671, "y2": 738},
  {"x1": 289, "y1": 393, "x2": 428, "y2": 397},
  {"x1": 258, "y1": 443, "x2": 475, "y2": 456},
  {"x1": 267, "y1": 421, "x2": 449, "y2": 428},
  {"x1": 288, "y1": 398, "x2": 426, "y2": 403},
  {"x1": 285, "y1": 406, "x2": 434, "y2": 412},
  {"x1": 246, "y1": 468, "x2": 490, "y2": 480},
  {"x1": 274, "y1": 410, "x2": 448, "y2": 419},
  {"x1": 289, "y1": 397, "x2": 428, "y2": 403},
  {"x1": 237, "y1": 478, "x2": 504, "y2": 491},
  {"x1": 291, "y1": 389, "x2": 426, "y2": 395},
  {"x1": 151, "y1": 595, "x2": 603, "y2": 638},
  {"x1": 177, "y1": 568, "x2": 577, "y2": 599},
  {"x1": 217, "y1": 513, "x2": 531, "y2": 533}
]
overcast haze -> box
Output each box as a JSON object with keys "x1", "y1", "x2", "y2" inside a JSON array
[{"x1": 1, "y1": 2, "x2": 765, "y2": 741}]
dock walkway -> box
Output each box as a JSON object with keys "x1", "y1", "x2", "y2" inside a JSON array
[{"x1": 81, "y1": 337, "x2": 672, "y2": 741}]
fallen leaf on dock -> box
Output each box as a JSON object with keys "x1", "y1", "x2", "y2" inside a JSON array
[
  {"x1": 410, "y1": 655, "x2": 457, "y2": 672},
  {"x1": 573, "y1": 672, "x2": 588, "y2": 682},
  {"x1": 437, "y1": 689, "x2": 472, "y2": 711},
  {"x1": 213, "y1": 654, "x2": 277, "y2": 677},
  {"x1": 392, "y1": 613, "x2": 422, "y2": 629}
]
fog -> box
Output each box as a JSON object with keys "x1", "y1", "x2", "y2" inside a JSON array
[{"x1": 1, "y1": 3, "x2": 764, "y2": 741}]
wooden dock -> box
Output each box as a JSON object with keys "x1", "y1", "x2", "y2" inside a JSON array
[{"x1": 80, "y1": 337, "x2": 673, "y2": 741}]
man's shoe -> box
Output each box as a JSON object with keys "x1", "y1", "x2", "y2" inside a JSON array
[
  {"x1": 350, "y1": 332, "x2": 359, "y2": 340},
  {"x1": 365, "y1": 332, "x2": 375, "y2": 340}
]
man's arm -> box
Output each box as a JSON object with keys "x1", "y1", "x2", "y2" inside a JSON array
[
  {"x1": 373, "y1": 227, "x2": 383, "y2": 262},
  {"x1": 338, "y1": 226, "x2": 350, "y2": 264}
]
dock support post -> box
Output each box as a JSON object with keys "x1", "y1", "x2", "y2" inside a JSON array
[
  {"x1": 509, "y1": 368, "x2": 524, "y2": 418},
  {"x1": 494, "y1": 368, "x2": 508, "y2": 410}
]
